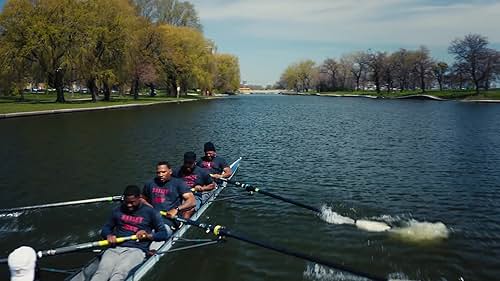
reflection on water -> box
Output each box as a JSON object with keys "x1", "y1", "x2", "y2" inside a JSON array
[{"x1": 1, "y1": 95, "x2": 500, "y2": 281}]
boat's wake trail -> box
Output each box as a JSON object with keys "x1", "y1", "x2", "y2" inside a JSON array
[{"x1": 303, "y1": 264, "x2": 414, "y2": 281}]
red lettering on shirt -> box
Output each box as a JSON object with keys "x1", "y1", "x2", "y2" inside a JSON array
[
  {"x1": 122, "y1": 224, "x2": 138, "y2": 233},
  {"x1": 183, "y1": 174, "x2": 198, "y2": 187},
  {"x1": 152, "y1": 187, "x2": 169, "y2": 195},
  {"x1": 120, "y1": 214, "x2": 144, "y2": 224}
]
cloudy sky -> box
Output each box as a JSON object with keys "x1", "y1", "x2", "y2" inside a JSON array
[
  {"x1": 1, "y1": 0, "x2": 499, "y2": 85},
  {"x1": 189, "y1": 0, "x2": 500, "y2": 85}
]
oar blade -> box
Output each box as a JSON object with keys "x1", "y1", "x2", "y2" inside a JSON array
[{"x1": 355, "y1": 220, "x2": 391, "y2": 232}]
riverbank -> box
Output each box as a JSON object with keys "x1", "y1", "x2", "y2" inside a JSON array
[
  {"x1": 0, "y1": 94, "x2": 223, "y2": 119},
  {"x1": 315, "y1": 89, "x2": 500, "y2": 102}
]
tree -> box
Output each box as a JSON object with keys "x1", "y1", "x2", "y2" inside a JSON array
[
  {"x1": 412, "y1": 46, "x2": 434, "y2": 93},
  {"x1": 0, "y1": 0, "x2": 89, "y2": 102},
  {"x1": 213, "y1": 54, "x2": 240, "y2": 94},
  {"x1": 321, "y1": 58, "x2": 339, "y2": 90},
  {"x1": 78, "y1": 0, "x2": 137, "y2": 102},
  {"x1": 366, "y1": 51, "x2": 387, "y2": 94},
  {"x1": 433, "y1": 62, "x2": 449, "y2": 91},
  {"x1": 157, "y1": 24, "x2": 211, "y2": 96},
  {"x1": 448, "y1": 34, "x2": 496, "y2": 94},
  {"x1": 392, "y1": 49, "x2": 413, "y2": 92},
  {"x1": 133, "y1": 0, "x2": 202, "y2": 30}
]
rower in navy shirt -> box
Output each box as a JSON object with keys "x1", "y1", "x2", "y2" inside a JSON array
[
  {"x1": 197, "y1": 142, "x2": 232, "y2": 183},
  {"x1": 90, "y1": 185, "x2": 167, "y2": 281},
  {"x1": 142, "y1": 161, "x2": 195, "y2": 224},
  {"x1": 173, "y1": 152, "x2": 214, "y2": 218}
]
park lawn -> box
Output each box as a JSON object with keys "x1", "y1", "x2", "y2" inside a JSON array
[{"x1": 0, "y1": 93, "x2": 207, "y2": 114}]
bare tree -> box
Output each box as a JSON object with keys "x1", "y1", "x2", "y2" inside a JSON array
[
  {"x1": 366, "y1": 51, "x2": 387, "y2": 94},
  {"x1": 448, "y1": 34, "x2": 495, "y2": 94},
  {"x1": 413, "y1": 46, "x2": 434, "y2": 93},
  {"x1": 433, "y1": 62, "x2": 449, "y2": 91},
  {"x1": 321, "y1": 58, "x2": 339, "y2": 90}
]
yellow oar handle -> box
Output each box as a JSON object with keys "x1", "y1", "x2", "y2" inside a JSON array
[{"x1": 96, "y1": 235, "x2": 138, "y2": 246}]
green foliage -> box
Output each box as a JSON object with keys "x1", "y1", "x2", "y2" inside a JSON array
[{"x1": 0, "y1": 0, "x2": 240, "y2": 104}]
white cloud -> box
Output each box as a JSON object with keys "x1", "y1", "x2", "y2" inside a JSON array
[{"x1": 192, "y1": 0, "x2": 500, "y2": 46}]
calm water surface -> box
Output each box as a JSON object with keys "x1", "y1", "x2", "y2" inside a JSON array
[{"x1": 1, "y1": 95, "x2": 499, "y2": 281}]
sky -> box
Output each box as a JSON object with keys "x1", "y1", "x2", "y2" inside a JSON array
[
  {"x1": 1, "y1": 0, "x2": 499, "y2": 86},
  {"x1": 189, "y1": 0, "x2": 500, "y2": 86}
]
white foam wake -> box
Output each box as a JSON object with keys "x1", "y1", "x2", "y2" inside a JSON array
[
  {"x1": 389, "y1": 220, "x2": 449, "y2": 242},
  {"x1": 320, "y1": 206, "x2": 356, "y2": 225},
  {"x1": 320, "y1": 206, "x2": 391, "y2": 232}
]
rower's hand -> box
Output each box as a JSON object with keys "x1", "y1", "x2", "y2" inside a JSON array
[
  {"x1": 210, "y1": 174, "x2": 222, "y2": 179},
  {"x1": 136, "y1": 230, "x2": 151, "y2": 240},
  {"x1": 106, "y1": 235, "x2": 117, "y2": 245},
  {"x1": 193, "y1": 185, "x2": 204, "y2": 192},
  {"x1": 165, "y1": 208, "x2": 178, "y2": 218}
]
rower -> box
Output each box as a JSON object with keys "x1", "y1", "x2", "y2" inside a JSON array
[
  {"x1": 90, "y1": 185, "x2": 167, "y2": 281},
  {"x1": 173, "y1": 152, "x2": 214, "y2": 218},
  {"x1": 197, "y1": 142, "x2": 232, "y2": 183},
  {"x1": 8, "y1": 246, "x2": 37, "y2": 281},
  {"x1": 142, "y1": 161, "x2": 195, "y2": 226}
]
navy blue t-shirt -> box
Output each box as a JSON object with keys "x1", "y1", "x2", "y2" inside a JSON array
[
  {"x1": 100, "y1": 204, "x2": 167, "y2": 253},
  {"x1": 172, "y1": 166, "x2": 213, "y2": 193},
  {"x1": 197, "y1": 156, "x2": 229, "y2": 175},
  {"x1": 143, "y1": 177, "x2": 191, "y2": 212}
]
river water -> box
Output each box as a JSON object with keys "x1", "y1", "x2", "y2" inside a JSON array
[{"x1": 1, "y1": 95, "x2": 499, "y2": 281}]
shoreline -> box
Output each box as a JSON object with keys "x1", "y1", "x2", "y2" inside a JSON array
[
  {"x1": 317, "y1": 93, "x2": 500, "y2": 103},
  {"x1": 0, "y1": 96, "x2": 223, "y2": 119}
]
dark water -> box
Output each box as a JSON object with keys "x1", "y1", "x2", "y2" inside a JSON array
[{"x1": 1, "y1": 95, "x2": 500, "y2": 281}]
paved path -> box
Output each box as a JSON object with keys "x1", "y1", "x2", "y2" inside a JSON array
[{"x1": 0, "y1": 97, "x2": 220, "y2": 119}]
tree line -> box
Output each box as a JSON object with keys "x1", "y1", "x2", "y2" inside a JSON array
[
  {"x1": 278, "y1": 34, "x2": 500, "y2": 95},
  {"x1": 0, "y1": 0, "x2": 241, "y2": 102}
]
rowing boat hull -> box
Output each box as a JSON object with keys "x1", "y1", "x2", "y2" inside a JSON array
[{"x1": 66, "y1": 157, "x2": 242, "y2": 281}]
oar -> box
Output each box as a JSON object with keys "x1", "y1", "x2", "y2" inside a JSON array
[
  {"x1": 219, "y1": 178, "x2": 391, "y2": 232},
  {"x1": 0, "y1": 195, "x2": 123, "y2": 214},
  {"x1": 0, "y1": 235, "x2": 138, "y2": 264},
  {"x1": 175, "y1": 216, "x2": 388, "y2": 281}
]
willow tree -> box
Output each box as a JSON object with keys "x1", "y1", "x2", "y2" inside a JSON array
[
  {"x1": 157, "y1": 25, "x2": 212, "y2": 96},
  {"x1": 76, "y1": 0, "x2": 137, "y2": 102},
  {"x1": 213, "y1": 54, "x2": 240, "y2": 94},
  {"x1": 133, "y1": 0, "x2": 202, "y2": 30},
  {"x1": 0, "y1": 0, "x2": 88, "y2": 102}
]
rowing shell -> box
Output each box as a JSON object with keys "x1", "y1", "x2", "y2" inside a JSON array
[{"x1": 66, "y1": 157, "x2": 242, "y2": 281}]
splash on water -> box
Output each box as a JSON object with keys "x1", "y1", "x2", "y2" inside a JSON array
[
  {"x1": 0, "y1": 212, "x2": 22, "y2": 219},
  {"x1": 303, "y1": 264, "x2": 370, "y2": 281},
  {"x1": 355, "y1": 220, "x2": 391, "y2": 232},
  {"x1": 320, "y1": 206, "x2": 356, "y2": 225},
  {"x1": 304, "y1": 264, "x2": 415, "y2": 281},
  {"x1": 389, "y1": 219, "x2": 449, "y2": 242}
]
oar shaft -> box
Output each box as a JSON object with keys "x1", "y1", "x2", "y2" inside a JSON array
[
  {"x1": 0, "y1": 196, "x2": 123, "y2": 213},
  {"x1": 175, "y1": 217, "x2": 387, "y2": 281},
  {"x1": 38, "y1": 235, "x2": 138, "y2": 257},
  {"x1": 222, "y1": 179, "x2": 321, "y2": 213},
  {"x1": 0, "y1": 235, "x2": 138, "y2": 263}
]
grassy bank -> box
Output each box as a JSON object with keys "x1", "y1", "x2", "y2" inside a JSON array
[
  {"x1": 319, "y1": 89, "x2": 500, "y2": 100},
  {"x1": 0, "y1": 93, "x2": 209, "y2": 114}
]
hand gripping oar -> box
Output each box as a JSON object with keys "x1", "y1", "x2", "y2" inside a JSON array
[
  {"x1": 0, "y1": 195, "x2": 123, "y2": 214},
  {"x1": 0, "y1": 235, "x2": 138, "y2": 264},
  {"x1": 174, "y1": 217, "x2": 388, "y2": 281},
  {"x1": 219, "y1": 178, "x2": 391, "y2": 232}
]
